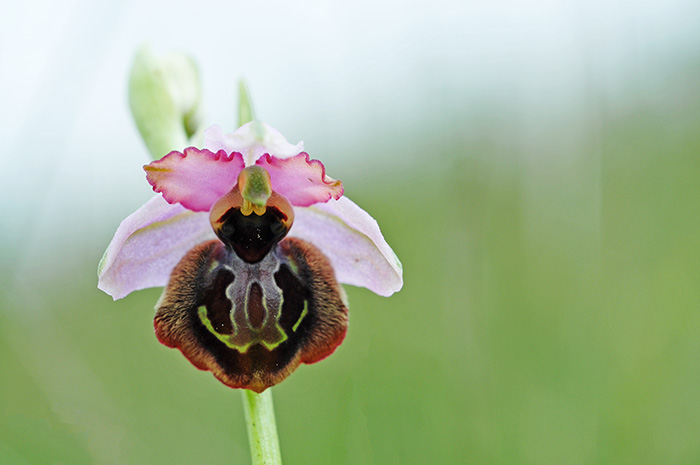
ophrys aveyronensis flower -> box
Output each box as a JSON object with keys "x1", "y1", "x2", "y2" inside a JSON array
[{"x1": 98, "y1": 121, "x2": 402, "y2": 392}]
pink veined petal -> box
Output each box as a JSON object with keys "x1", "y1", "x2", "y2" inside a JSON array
[
  {"x1": 204, "y1": 122, "x2": 304, "y2": 166},
  {"x1": 256, "y1": 153, "x2": 344, "y2": 207},
  {"x1": 98, "y1": 195, "x2": 214, "y2": 300},
  {"x1": 145, "y1": 147, "x2": 245, "y2": 211},
  {"x1": 288, "y1": 196, "x2": 403, "y2": 296}
]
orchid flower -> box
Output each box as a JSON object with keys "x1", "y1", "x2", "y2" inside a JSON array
[{"x1": 98, "y1": 121, "x2": 402, "y2": 392}]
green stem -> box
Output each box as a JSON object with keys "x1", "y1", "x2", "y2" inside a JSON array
[{"x1": 242, "y1": 389, "x2": 282, "y2": 465}]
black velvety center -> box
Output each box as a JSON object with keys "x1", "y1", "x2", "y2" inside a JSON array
[{"x1": 216, "y1": 207, "x2": 289, "y2": 263}]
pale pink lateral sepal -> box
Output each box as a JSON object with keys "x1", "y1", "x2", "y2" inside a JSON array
[
  {"x1": 98, "y1": 195, "x2": 213, "y2": 300},
  {"x1": 204, "y1": 122, "x2": 304, "y2": 165},
  {"x1": 144, "y1": 148, "x2": 245, "y2": 211},
  {"x1": 289, "y1": 196, "x2": 403, "y2": 296},
  {"x1": 256, "y1": 153, "x2": 343, "y2": 207}
]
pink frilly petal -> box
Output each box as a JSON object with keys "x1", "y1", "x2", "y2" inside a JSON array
[
  {"x1": 144, "y1": 148, "x2": 245, "y2": 212},
  {"x1": 288, "y1": 196, "x2": 403, "y2": 297},
  {"x1": 256, "y1": 153, "x2": 343, "y2": 207},
  {"x1": 204, "y1": 122, "x2": 304, "y2": 166},
  {"x1": 98, "y1": 195, "x2": 214, "y2": 300}
]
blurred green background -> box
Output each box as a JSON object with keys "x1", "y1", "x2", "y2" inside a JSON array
[{"x1": 2, "y1": 1, "x2": 700, "y2": 464}]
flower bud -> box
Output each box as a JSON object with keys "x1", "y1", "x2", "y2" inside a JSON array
[{"x1": 129, "y1": 46, "x2": 202, "y2": 159}]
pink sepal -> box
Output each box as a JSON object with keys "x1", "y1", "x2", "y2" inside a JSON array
[
  {"x1": 204, "y1": 122, "x2": 304, "y2": 165},
  {"x1": 289, "y1": 196, "x2": 403, "y2": 296},
  {"x1": 98, "y1": 195, "x2": 213, "y2": 300}
]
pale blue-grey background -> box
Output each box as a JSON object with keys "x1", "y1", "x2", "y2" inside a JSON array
[{"x1": 2, "y1": 1, "x2": 700, "y2": 464}]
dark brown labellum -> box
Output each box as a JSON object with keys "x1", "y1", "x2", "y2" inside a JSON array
[{"x1": 154, "y1": 237, "x2": 348, "y2": 392}]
